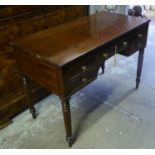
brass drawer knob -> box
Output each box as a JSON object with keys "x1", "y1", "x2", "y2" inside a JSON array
[
  {"x1": 122, "y1": 41, "x2": 128, "y2": 46},
  {"x1": 138, "y1": 33, "x2": 143, "y2": 38},
  {"x1": 81, "y1": 65, "x2": 87, "y2": 71},
  {"x1": 102, "y1": 53, "x2": 108, "y2": 58},
  {"x1": 82, "y1": 78, "x2": 87, "y2": 83},
  {"x1": 138, "y1": 44, "x2": 141, "y2": 47}
]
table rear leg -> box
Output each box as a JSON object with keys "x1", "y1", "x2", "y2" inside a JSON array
[
  {"x1": 22, "y1": 76, "x2": 36, "y2": 119},
  {"x1": 136, "y1": 48, "x2": 144, "y2": 89},
  {"x1": 101, "y1": 61, "x2": 105, "y2": 74}
]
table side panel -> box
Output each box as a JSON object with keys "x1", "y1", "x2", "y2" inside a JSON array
[{"x1": 15, "y1": 51, "x2": 62, "y2": 96}]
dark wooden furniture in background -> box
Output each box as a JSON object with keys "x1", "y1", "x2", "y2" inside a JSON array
[
  {"x1": 0, "y1": 5, "x2": 88, "y2": 129},
  {"x1": 12, "y1": 11, "x2": 150, "y2": 146}
]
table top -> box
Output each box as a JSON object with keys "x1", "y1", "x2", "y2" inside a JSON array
[{"x1": 13, "y1": 11, "x2": 150, "y2": 67}]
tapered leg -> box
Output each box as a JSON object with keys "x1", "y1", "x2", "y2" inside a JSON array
[
  {"x1": 101, "y1": 61, "x2": 105, "y2": 74},
  {"x1": 61, "y1": 98, "x2": 72, "y2": 147},
  {"x1": 136, "y1": 48, "x2": 144, "y2": 89},
  {"x1": 22, "y1": 76, "x2": 36, "y2": 119}
]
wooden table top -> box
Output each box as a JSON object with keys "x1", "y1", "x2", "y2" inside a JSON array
[{"x1": 13, "y1": 11, "x2": 150, "y2": 67}]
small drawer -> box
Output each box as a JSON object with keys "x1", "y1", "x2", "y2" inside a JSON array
[
  {"x1": 130, "y1": 26, "x2": 147, "y2": 45},
  {"x1": 67, "y1": 54, "x2": 98, "y2": 80},
  {"x1": 133, "y1": 26, "x2": 147, "y2": 41},
  {"x1": 117, "y1": 39, "x2": 131, "y2": 56},
  {"x1": 68, "y1": 67, "x2": 98, "y2": 94},
  {"x1": 117, "y1": 39, "x2": 130, "y2": 53},
  {"x1": 99, "y1": 46, "x2": 115, "y2": 61},
  {"x1": 119, "y1": 27, "x2": 147, "y2": 56},
  {"x1": 101, "y1": 51, "x2": 114, "y2": 60},
  {"x1": 99, "y1": 38, "x2": 130, "y2": 61},
  {"x1": 130, "y1": 39, "x2": 146, "y2": 53}
]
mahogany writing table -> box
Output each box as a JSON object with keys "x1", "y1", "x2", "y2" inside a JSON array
[{"x1": 11, "y1": 12, "x2": 150, "y2": 147}]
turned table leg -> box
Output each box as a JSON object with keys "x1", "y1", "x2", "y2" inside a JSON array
[
  {"x1": 136, "y1": 48, "x2": 144, "y2": 89},
  {"x1": 22, "y1": 76, "x2": 36, "y2": 119},
  {"x1": 101, "y1": 61, "x2": 105, "y2": 74},
  {"x1": 61, "y1": 98, "x2": 73, "y2": 147}
]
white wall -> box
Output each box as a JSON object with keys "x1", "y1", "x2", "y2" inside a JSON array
[{"x1": 89, "y1": 5, "x2": 128, "y2": 15}]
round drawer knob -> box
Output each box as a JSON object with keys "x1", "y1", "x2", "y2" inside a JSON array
[
  {"x1": 138, "y1": 34, "x2": 143, "y2": 38},
  {"x1": 138, "y1": 44, "x2": 141, "y2": 48},
  {"x1": 123, "y1": 41, "x2": 128, "y2": 46},
  {"x1": 81, "y1": 65, "x2": 87, "y2": 71},
  {"x1": 82, "y1": 78, "x2": 87, "y2": 83},
  {"x1": 102, "y1": 53, "x2": 108, "y2": 58}
]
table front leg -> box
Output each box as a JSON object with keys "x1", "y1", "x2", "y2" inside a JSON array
[
  {"x1": 61, "y1": 97, "x2": 73, "y2": 147},
  {"x1": 22, "y1": 76, "x2": 36, "y2": 119},
  {"x1": 136, "y1": 48, "x2": 145, "y2": 89}
]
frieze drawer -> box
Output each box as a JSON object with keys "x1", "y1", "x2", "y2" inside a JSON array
[
  {"x1": 67, "y1": 67, "x2": 98, "y2": 94},
  {"x1": 119, "y1": 23, "x2": 148, "y2": 56},
  {"x1": 66, "y1": 54, "x2": 99, "y2": 80}
]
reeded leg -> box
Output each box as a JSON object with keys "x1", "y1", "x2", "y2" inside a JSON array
[
  {"x1": 61, "y1": 98, "x2": 73, "y2": 147},
  {"x1": 101, "y1": 61, "x2": 105, "y2": 74},
  {"x1": 136, "y1": 48, "x2": 144, "y2": 89},
  {"x1": 22, "y1": 76, "x2": 36, "y2": 119}
]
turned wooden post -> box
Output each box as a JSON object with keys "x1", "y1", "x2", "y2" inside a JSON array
[
  {"x1": 61, "y1": 97, "x2": 73, "y2": 147},
  {"x1": 136, "y1": 48, "x2": 145, "y2": 89},
  {"x1": 22, "y1": 76, "x2": 36, "y2": 119}
]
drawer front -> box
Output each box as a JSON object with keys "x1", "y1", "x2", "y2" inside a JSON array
[
  {"x1": 66, "y1": 53, "x2": 99, "y2": 80},
  {"x1": 67, "y1": 67, "x2": 98, "y2": 94},
  {"x1": 119, "y1": 24, "x2": 148, "y2": 56},
  {"x1": 117, "y1": 38, "x2": 130, "y2": 53},
  {"x1": 98, "y1": 35, "x2": 132, "y2": 61},
  {"x1": 130, "y1": 27, "x2": 148, "y2": 51},
  {"x1": 99, "y1": 46, "x2": 115, "y2": 61},
  {"x1": 98, "y1": 39, "x2": 130, "y2": 61}
]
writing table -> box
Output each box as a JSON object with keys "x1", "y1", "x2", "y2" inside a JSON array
[{"x1": 12, "y1": 12, "x2": 150, "y2": 147}]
